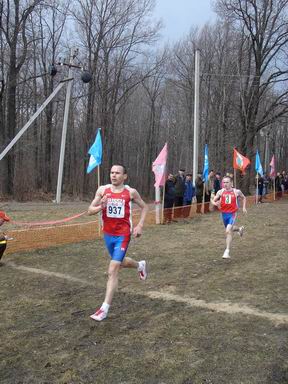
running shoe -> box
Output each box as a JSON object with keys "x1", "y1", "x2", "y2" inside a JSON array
[
  {"x1": 90, "y1": 308, "x2": 108, "y2": 321},
  {"x1": 138, "y1": 260, "x2": 148, "y2": 281},
  {"x1": 239, "y1": 226, "x2": 245, "y2": 237},
  {"x1": 222, "y1": 249, "x2": 230, "y2": 259}
]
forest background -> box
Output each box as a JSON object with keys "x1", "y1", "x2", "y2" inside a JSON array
[{"x1": 1, "y1": 0, "x2": 288, "y2": 201}]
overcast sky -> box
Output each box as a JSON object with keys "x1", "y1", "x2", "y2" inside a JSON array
[{"x1": 154, "y1": 0, "x2": 217, "y2": 42}]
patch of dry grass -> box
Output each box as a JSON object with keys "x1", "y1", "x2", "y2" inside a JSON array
[{"x1": 1, "y1": 199, "x2": 288, "y2": 384}]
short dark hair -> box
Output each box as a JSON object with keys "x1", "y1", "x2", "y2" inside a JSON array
[
  {"x1": 179, "y1": 168, "x2": 185, "y2": 172},
  {"x1": 223, "y1": 175, "x2": 232, "y2": 182},
  {"x1": 112, "y1": 164, "x2": 127, "y2": 174}
]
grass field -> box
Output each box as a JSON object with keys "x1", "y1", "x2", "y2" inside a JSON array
[{"x1": 1, "y1": 198, "x2": 288, "y2": 384}]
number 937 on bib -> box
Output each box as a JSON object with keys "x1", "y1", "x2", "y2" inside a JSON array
[{"x1": 106, "y1": 198, "x2": 125, "y2": 218}]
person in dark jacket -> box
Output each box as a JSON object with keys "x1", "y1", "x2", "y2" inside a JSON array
[
  {"x1": 163, "y1": 174, "x2": 176, "y2": 224},
  {"x1": 275, "y1": 172, "x2": 282, "y2": 198},
  {"x1": 0, "y1": 211, "x2": 10, "y2": 263},
  {"x1": 256, "y1": 175, "x2": 264, "y2": 203},
  {"x1": 204, "y1": 170, "x2": 215, "y2": 213},
  {"x1": 183, "y1": 174, "x2": 195, "y2": 217},
  {"x1": 195, "y1": 174, "x2": 204, "y2": 213},
  {"x1": 214, "y1": 173, "x2": 221, "y2": 194},
  {"x1": 174, "y1": 168, "x2": 185, "y2": 218}
]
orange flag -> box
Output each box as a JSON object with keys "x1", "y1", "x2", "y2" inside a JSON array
[{"x1": 233, "y1": 148, "x2": 251, "y2": 173}]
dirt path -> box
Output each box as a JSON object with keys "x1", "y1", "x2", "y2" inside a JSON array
[{"x1": 6, "y1": 261, "x2": 288, "y2": 326}]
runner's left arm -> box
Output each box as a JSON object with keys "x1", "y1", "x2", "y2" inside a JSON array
[
  {"x1": 237, "y1": 190, "x2": 247, "y2": 214},
  {"x1": 131, "y1": 189, "x2": 148, "y2": 238}
]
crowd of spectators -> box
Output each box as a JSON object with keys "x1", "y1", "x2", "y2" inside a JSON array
[{"x1": 162, "y1": 169, "x2": 288, "y2": 224}]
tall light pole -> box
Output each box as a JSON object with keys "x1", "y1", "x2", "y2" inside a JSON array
[
  {"x1": 264, "y1": 132, "x2": 270, "y2": 173},
  {"x1": 55, "y1": 48, "x2": 92, "y2": 204},
  {"x1": 55, "y1": 49, "x2": 75, "y2": 204},
  {"x1": 0, "y1": 48, "x2": 91, "y2": 198},
  {"x1": 193, "y1": 49, "x2": 200, "y2": 187}
]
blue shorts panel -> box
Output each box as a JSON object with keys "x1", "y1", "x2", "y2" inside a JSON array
[
  {"x1": 103, "y1": 234, "x2": 130, "y2": 262},
  {"x1": 221, "y1": 212, "x2": 236, "y2": 228}
]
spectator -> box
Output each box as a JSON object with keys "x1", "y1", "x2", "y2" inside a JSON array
[
  {"x1": 284, "y1": 174, "x2": 288, "y2": 192},
  {"x1": 263, "y1": 173, "x2": 270, "y2": 197},
  {"x1": 195, "y1": 174, "x2": 204, "y2": 214},
  {"x1": 281, "y1": 171, "x2": 286, "y2": 193},
  {"x1": 0, "y1": 211, "x2": 10, "y2": 264},
  {"x1": 214, "y1": 172, "x2": 221, "y2": 194},
  {"x1": 275, "y1": 172, "x2": 282, "y2": 198},
  {"x1": 174, "y1": 168, "x2": 186, "y2": 218},
  {"x1": 256, "y1": 175, "x2": 264, "y2": 203},
  {"x1": 183, "y1": 173, "x2": 195, "y2": 218},
  {"x1": 163, "y1": 174, "x2": 176, "y2": 224},
  {"x1": 204, "y1": 170, "x2": 215, "y2": 213}
]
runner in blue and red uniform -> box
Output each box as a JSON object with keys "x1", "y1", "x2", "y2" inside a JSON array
[
  {"x1": 212, "y1": 176, "x2": 247, "y2": 259},
  {"x1": 88, "y1": 164, "x2": 148, "y2": 321}
]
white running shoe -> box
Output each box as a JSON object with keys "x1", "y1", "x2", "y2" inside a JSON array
[
  {"x1": 90, "y1": 308, "x2": 108, "y2": 321},
  {"x1": 238, "y1": 226, "x2": 245, "y2": 237},
  {"x1": 222, "y1": 249, "x2": 230, "y2": 259},
  {"x1": 138, "y1": 260, "x2": 148, "y2": 281}
]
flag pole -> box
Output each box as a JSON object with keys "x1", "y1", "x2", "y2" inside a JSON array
[
  {"x1": 97, "y1": 166, "x2": 101, "y2": 236},
  {"x1": 256, "y1": 173, "x2": 259, "y2": 204},
  {"x1": 161, "y1": 181, "x2": 166, "y2": 224},
  {"x1": 152, "y1": 142, "x2": 168, "y2": 224},
  {"x1": 202, "y1": 182, "x2": 206, "y2": 213},
  {"x1": 155, "y1": 187, "x2": 161, "y2": 224},
  {"x1": 273, "y1": 177, "x2": 276, "y2": 201},
  {"x1": 234, "y1": 169, "x2": 236, "y2": 188}
]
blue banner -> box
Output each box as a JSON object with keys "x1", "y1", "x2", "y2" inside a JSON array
[
  {"x1": 255, "y1": 150, "x2": 264, "y2": 177},
  {"x1": 87, "y1": 128, "x2": 102, "y2": 174},
  {"x1": 202, "y1": 144, "x2": 209, "y2": 182}
]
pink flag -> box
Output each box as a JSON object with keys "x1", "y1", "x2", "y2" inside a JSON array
[
  {"x1": 269, "y1": 155, "x2": 275, "y2": 177},
  {"x1": 152, "y1": 143, "x2": 168, "y2": 187}
]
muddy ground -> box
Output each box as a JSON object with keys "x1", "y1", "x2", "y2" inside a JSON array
[{"x1": 0, "y1": 198, "x2": 288, "y2": 384}]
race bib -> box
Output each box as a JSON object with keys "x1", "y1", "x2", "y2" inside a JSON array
[
  {"x1": 106, "y1": 198, "x2": 125, "y2": 218},
  {"x1": 225, "y1": 195, "x2": 232, "y2": 204}
]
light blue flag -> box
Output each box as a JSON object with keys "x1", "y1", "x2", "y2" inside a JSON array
[
  {"x1": 255, "y1": 150, "x2": 264, "y2": 177},
  {"x1": 87, "y1": 128, "x2": 102, "y2": 174},
  {"x1": 202, "y1": 144, "x2": 209, "y2": 182}
]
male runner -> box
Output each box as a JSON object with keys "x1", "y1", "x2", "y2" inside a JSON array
[
  {"x1": 212, "y1": 176, "x2": 247, "y2": 259},
  {"x1": 88, "y1": 164, "x2": 148, "y2": 321}
]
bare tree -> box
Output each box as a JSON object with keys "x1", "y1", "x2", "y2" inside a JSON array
[
  {"x1": 216, "y1": 0, "x2": 288, "y2": 191},
  {"x1": 72, "y1": 0, "x2": 161, "y2": 193},
  {"x1": 0, "y1": 0, "x2": 43, "y2": 195}
]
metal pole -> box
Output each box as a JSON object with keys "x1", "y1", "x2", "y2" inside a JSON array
[
  {"x1": 264, "y1": 133, "x2": 269, "y2": 173},
  {"x1": 0, "y1": 81, "x2": 67, "y2": 161},
  {"x1": 56, "y1": 50, "x2": 75, "y2": 204},
  {"x1": 155, "y1": 187, "x2": 161, "y2": 224},
  {"x1": 192, "y1": 49, "x2": 200, "y2": 188}
]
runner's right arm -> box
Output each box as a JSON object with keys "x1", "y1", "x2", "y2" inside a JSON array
[
  {"x1": 212, "y1": 190, "x2": 222, "y2": 207},
  {"x1": 88, "y1": 186, "x2": 107, "y2": 215}
]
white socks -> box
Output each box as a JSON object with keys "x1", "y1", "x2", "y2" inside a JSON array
[
  {"x1": 101, "y1": 302, "x2": 110, "y2": 313},
  {"x1": 138, "y1": 260, "x2": 144, "y2": 271}
]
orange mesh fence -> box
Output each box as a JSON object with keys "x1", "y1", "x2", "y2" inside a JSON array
[
  {"x1": 4, "y1": 192, "x2": 287, "y2": 255},
  {"x1": 5, "y1": 208, "x2": 157, "y2": 255}
]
